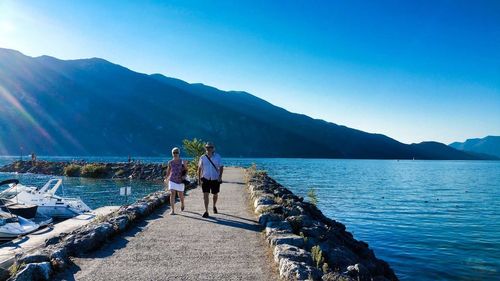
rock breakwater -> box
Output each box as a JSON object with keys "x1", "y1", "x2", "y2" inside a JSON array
[
  {"x1": 247, "y1": 169, "x2": 398, "y2": 281},
  {"x1": 0, "y1": 160, "x2": 166, "y2": 181}
]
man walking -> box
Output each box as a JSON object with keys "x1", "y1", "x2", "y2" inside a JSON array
[{"x1": 197, "y1": 142, "x2": 223, "y2": 218}]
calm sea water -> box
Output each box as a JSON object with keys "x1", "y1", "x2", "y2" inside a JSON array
[{"x1": 0, "y1": 156, "x2": 498, "y2": 280}]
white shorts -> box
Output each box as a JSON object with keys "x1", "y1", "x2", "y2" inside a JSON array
[{"x1": 168, "y1": 181, "x2": 185, "y2": 192}]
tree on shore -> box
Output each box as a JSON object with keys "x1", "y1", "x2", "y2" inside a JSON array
[{"x1": 182, "y1": 138, "x2": 205, "y2": 177}]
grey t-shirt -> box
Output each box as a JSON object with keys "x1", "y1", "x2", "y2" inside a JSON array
[{"x1": 198, "y1": 153, "x2": 223, "y2": 180}]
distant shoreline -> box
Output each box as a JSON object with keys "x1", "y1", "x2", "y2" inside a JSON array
[
  {"x1": 0, "y1": 160, "x2": 166, "y2": 181},
  {"x1": 0, "y1": 155, "x2": 497, "y2": 161}
]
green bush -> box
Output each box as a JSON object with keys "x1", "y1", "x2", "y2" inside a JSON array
[
  {"x1": 182, "y1": 138, "x2": 206, "y2": 177},
  {"x1": 81, "y1": 164, "x2": 107, "y2": 178},
  {"x1": 114, "y1": 169, "x2": 126, "y2": 177},
  {"x1": 64, "y1": 164, "x2": 81, "y2": 177},
  {"x1": 307, "y1": 187, "x2": 318, "y2": 206},
  {"x1": 311, "y1": 245, "x2": 325, "y2": 268},
  {"x1": 9, "y1": 262, "x2": 25, "y2": 277}
]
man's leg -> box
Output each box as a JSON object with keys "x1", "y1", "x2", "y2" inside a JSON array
[
  {"x1": 212, "y1": 181, "x2": 220, "y2": 213},
  {"x1": 213, "y1": 194, "x2": 218, "y2": 208},
  {"x1": 179, "y1": 191, "x2": 185, "y2": 211},
  {"x1": 201, "y1": 179, "x2": 210, "y2": 217},
  {"x1": 203, "y1": 192, "x2": 209, "y2": 213}
]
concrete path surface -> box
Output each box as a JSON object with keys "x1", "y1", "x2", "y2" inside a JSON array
[{"x1": 55, "y1": 167, "x2": 277, "y2": 281}]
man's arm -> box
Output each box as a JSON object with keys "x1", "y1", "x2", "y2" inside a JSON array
[
  {"x1": 218, "y1": 155, "x2": 224, "y2": 181},
  {"x1": 197, "y1": 157, "x2": 203, "y2": 185},
  {"x1": 219, "y1": 166, "x2": 224, "y2": 182}
]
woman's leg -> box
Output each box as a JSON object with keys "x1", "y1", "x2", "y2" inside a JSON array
[
  {"x1": 179, "y1": 191, "x2": 185, "y2": 211},
  {"x1": 170, "y1": 190, "x2": 176, "y2": 214}
]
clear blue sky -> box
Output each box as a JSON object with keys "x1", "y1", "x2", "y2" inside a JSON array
[{"x1": 1, "y1": 0, "x2": 499, "y2": 144}]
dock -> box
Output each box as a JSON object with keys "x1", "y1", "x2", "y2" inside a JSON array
[{"x1": 0, "y1": 206, "x2": 119, "y2": 278}]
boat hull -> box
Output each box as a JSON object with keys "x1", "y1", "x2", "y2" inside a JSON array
[
  {"x1": 36, "y1": 205, "x2": 80, "y2": 219},
  {"x1": 1, "y1": 204, "x2": 38, "y2": 219}
]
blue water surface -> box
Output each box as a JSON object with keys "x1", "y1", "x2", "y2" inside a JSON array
[{"x1": 0, "y1": 156, "x2": 498, "y2": 281}]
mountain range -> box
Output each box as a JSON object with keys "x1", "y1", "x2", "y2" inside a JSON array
[
  {"x1": 0, "y1": 48, "x2": 496, "y2": 160},
  {"x1": 450, "y1": 136, "x2": 500, "y2": 158}
]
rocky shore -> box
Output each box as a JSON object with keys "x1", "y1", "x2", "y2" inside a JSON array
[
  {"x1": 247, "y1": 168, "x2": 398, "y2": 281},
  {"x1": 0, "y1": 160, "x2": 166, "y2": 181}
]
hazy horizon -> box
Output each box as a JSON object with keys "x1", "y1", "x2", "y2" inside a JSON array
[{"x1": 1, "y1": 0, "x2": 499, "y2": 143}]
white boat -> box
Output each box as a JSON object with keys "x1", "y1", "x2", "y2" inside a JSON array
[
  {"x1": 0, "y1": 179, "x2": 92, "y2": 219},
  {"x1": 0, "y1": 211, "x2": 40, "y2": 240}
]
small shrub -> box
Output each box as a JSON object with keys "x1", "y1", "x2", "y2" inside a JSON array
[
  {"x1": 64, "y1": 164, "x2": 81, "y2": 177},
  {"x1": 322, "y1": 263, "x2": 330, "y2": 274},
  {"x1": 81, "y1": 164, "x2": 107, "y2": 178},
  {"x1": 9, "y1": 262, "x2": 25, "y2": 276},
  {"x1": 114, "y1": 169, "x2": 126, "y2": 177},
  {"x1": 307, "y1": 187, "x2": 318, "y2": 206},
  {"x1": 311, "y1": 245, "x2": 325, "y2": 268}
]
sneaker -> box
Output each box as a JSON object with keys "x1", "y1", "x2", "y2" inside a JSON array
[
  {"x1": 181, "y1": 204, "x2": 185, "y2": 211},
  {"x1": 202, "y1": 212, "x2": 209, "y2": 218},
  {"x1": 213, "y1": 206, "x2": 218, "y2": 214}
]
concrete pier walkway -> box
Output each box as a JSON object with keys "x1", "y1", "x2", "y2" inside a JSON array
[{"x1": 55, "y1": 167, "x2": 277, "y2": 281}]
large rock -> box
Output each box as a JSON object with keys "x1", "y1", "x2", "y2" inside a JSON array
[
  {"x1": 9, "y1": 262, "x2": 52, "y2": 281},
  {"x1": 14, "y1": 250, "x2": 50, "y2": 265},
  {"x1": 49, "y1": 247, "x2": 70, "y2": 271},
  {"x1": 268, "y1": 234, "x2": 305, "y2": 248},
  {"x1": 258, "y1": 212, "x2": 283, "y2": 225},
  {"x1": 285, "y1": 205, "x2": 306, "y2": 217},
  {"x1": 110, "y1": 215, "x2": 130, "y2": 232},
  {"x1": 278, "y1": 258, "x2": 321, "y2": 281},
  {"x1": 265, "y1": 221, "x2": 293, "y2": 237},
  {"x1": 65, "y1": 222, "x2": 114, "y2": 255},
  {"x1": 254, "y1": 195, "x2": 276, "y2": 208},
  {"x1": 326, "y1": 246, "x2": 359, "y2": 269},
  {"x1": 347, "y1": 263, "x2": 370, "y2": 281},
  {"x1": 274, "y1": 244, "x2": 313, "y2": 264},
  {"x1": 300, "y1": 225, "x2": 327, "y2": 239},
  {"x1": 322, "y1": 272, "x2": 356, "y2": 281},
  {"x1": 286, "y1": 215, "x2": 314, "y2": 233},
  {"x1": 255, "y1": 203, "x2": 283, "y2": 215}
]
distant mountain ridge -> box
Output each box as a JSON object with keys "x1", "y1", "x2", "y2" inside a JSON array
[
  {"x1": 0, "y1": 47, "x2": 495, "y2": 159},
  {"x1": 450, "y1": 136, "x2": 500, "y2": 158}
]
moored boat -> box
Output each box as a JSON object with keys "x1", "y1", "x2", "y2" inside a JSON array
[
  {"x1": 0, "y1": 180, "x2": 38, "y2": 218},
  {"x1": 0, "y1": 211, "x2": 40, "y2": 240},
  {"x1": 0, "y1": 201, "x2": 38, "y2": 219},
  {"x1": 0, "y1": 178, "x2": 92, "y2": 219}
]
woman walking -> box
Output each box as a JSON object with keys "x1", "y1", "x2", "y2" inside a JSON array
[{"x1": 165, "y1": 147, "x2": 187, "y2": 215}]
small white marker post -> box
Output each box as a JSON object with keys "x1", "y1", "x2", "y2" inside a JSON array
[{"x1": 120, "y1": 186, "x2": 132, "y2": 205}]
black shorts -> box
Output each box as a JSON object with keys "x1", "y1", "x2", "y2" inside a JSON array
[{"x1": 201, "y1": 178, "x2": 220, "y2": 194}]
